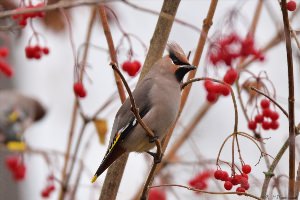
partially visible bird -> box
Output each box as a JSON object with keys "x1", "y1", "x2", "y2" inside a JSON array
[
  {"x1": 91, "y1": 43, "x2": 195, "y2": 183},
  {"x1": 0, "y1": 90, "x2": 46, "y2": 143}
]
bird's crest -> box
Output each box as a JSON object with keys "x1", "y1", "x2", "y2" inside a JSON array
[{"x1": 167, "y1": 42, "x2": 190, "y2": 65}]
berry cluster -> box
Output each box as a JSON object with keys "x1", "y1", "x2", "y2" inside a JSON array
[
  {"x1": 209, "y1": 34, "x2": 264, "y2": 66},
  {"x1": 188, "y1": 170, "x2": 212, "y2": 191},
  {"x1": 0, "y1": 47, "x2": 13, "y2": 77},
  {"x1": 248, "y1": 98, "x2": 280, "y2": 131},
  {"x1": 121, "y1": 60, "x2": 141, "y2": 77},
  {"x1": 214, "y1": 164, "x2": 252, "y2": 193},
  {"x1": 148, "y1": 188, "x2": 166, "y2": 200},
  {"x1": 25, "y1": 45, "x2": 50, "y2": 59},
  {"x1": 41, "y1": 175, "x2": 56, "y2": 198},
  {"x1": 5, "y1": 155, "x2": 26, "y2": 181},
  {"x1": 286, "y1": 1, "x2": 297, "y2": 11},
  {"x1": 73, "y1": 82, "x2": 87, "y2": 98},
  {"x1": 12, "y1": 3, "x2": 45, "y2": 27},
  {"x1": 204, "y1": 79, "x2": 231, "y2": 103}
]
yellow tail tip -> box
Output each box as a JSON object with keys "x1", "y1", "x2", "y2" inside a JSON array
[{"x1": 91, "y1": 175, "x2": 98, "y2": 183}]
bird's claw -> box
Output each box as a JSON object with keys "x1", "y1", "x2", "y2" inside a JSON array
[
  {"x1": 149, "y1": 135, "x2": 158, "y2": 143},
  {"x1": 146, "y1": 151, "x2": 163, "y2": 164}
]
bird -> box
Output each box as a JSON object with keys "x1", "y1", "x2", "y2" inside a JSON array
[
  {"x1": 91, "y1": 43, "x2": 195, "y2": 183},
  {"x1": 0, "y1": 90, "x2": 46, "y2": 143}
]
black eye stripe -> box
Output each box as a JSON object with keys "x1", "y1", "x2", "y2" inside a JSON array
[{"x1": 169, "y1": 53, "x2": 189, "y2": 65}]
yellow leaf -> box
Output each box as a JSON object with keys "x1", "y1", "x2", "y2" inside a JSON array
[
  {"x1": 6, "y1": 141, "x2": 26, "y2": 151},
  {"x1": 94, "y1": 119, "x2": 108, "y2": 145}
]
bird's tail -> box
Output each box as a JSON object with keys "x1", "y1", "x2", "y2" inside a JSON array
[{"x1": 91, "y1": 145, "x2": 126, "y2": 183}]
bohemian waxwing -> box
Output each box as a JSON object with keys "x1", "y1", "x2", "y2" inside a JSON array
[
  {"x1": 0, "y1": 90, "x2": 46, "y2": 143},
  {"x1": 91, "y1": 43, "x2": 195, "y2": 183}
]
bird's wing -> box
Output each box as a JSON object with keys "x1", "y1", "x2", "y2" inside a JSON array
[
  {"x1": 107, "y1": 77, "x2": 154, "y2": 156},
  {"x1": 92, "y1": 78, "x2": 154, "y2": 179}
]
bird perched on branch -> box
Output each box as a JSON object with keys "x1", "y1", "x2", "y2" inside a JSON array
[
  {"x1": 0, "y1": 90, "x2": 46, "y2": 143},
  {"x1": 91, "y1": 43, "x2": 195, "y2": 183}
]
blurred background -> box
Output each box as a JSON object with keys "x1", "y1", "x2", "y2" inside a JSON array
[{"x1": 0, "y1": 0, "x2": 300, "y2": 199}]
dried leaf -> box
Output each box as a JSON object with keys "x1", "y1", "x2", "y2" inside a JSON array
[
  {"x1": 40, "y1": 0, "x2": 68, "y2": 32},
  {"x1": 242, "y1": 80, "x2": 263, "y2": 104},
  {"x1": 0, "y1": 0, "x2": 18, "y2": 10},
  {"x1": 94, "y1": 119, "x2": 108, "y2": 145}
]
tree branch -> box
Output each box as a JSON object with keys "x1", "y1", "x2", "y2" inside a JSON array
[
  {"x1": 98, "y1": 5, "x2": 127, "y2": 200},
  {"x1": 280, "y1": 0, "x2": 296, "y2": 198}
]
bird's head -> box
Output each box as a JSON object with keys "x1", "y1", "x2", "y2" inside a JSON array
[{"x1": 166, "y1": 42, "x2": 196, "y2": 82}]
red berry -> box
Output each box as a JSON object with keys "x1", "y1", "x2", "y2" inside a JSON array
[
  {"x1": 262, "y1": 108, "x2": 272, "y2": 118},
  {"x1": 248, "y1": 121, "x2": 257, "y2": 130},
  {"x1": 262, "y1": 121, "x2": 271, "y2": 130},
  {"x1": 41, "y1": 189, "x2": 50, "y2": 198},
  {"x1": 19, "y1": 19, "x2": 27, "y2": 27},
  {"x1": 122, "y1": 61, "x2": 131, "y2": 71},
  {"x1": 214, "y1": 170, "x2": 223, "y2": 180},
  {"x1": 286, "y1": 1, "x2": 297, "y2": 11},
  {"x1": 242, "y1": 164, "x2": 251, "y2": 174},
  {"x1": 270, "y1": 120, "x2": 279, "y2": 130},
  {"x1": 47, "y1": 174, "x2": 54, "y2": 181},
  {"x1": 219, "y1": 85, "x2": 230, "y2": 96},
  {"x1": 0, "y1": 61, "x2": 14, "y2": 77},
  {"x1": 220, "y1": 171, "x2": 229, "y2": 181},
  {"x1": 254, "y1": 114, "x2": 264, "y2": 123},
  {"x1": 13, "y1": 164, "x2": 26, "y2": 181},
  {"x1": 47, "y1": 185, "x2": 55, "y2": 191},
  {"x1": 214, "y1": 84, "x2": 222, "y2": 94},
  {"x1": 0, "y1": 47, "x2": 9, "y2": 57},
  {"x1": 43, "y1": 47, "x2": 50, "y2": 55},
  {"x1": 148, "y1": 188, "x2": 166, "y2": 200},
  {"x1": 209, "y1": 53, "x2": 220, "y2": 65},
  {"x1": 206, "y1": 92, "x2": 218, "y2": 103},
  {"x1": 5, "y1": 156, "x2": 19, "y2": 170},
  {"x1": 127, "y1": 60, "x2": 141, "y2": 77},
  {"x1": 260, "y1": 99, "x2": 270, "y2": 109},
  {"x1": 224, "y1": 181, "x2": 233, "y2": 190},
  {"x1": 223, "y1": 68, "x2": 238, "y2": 85},
  {"x1": 270, "y1": 111, "x2": 279, "y2": 121},
  {"x1": 192, "y1": 180, "x2": 208, "y2": 190},
  {"x1": 242, "y1": 173, "x2": 248, "y2": 180},
  {"x1": 231, "y1": 176, "x2": 240, "y2": 185},
  {"x1": 73, "y1": 82, "x2": 87, "y2": 98},
  {"x1": 241, "y1": 181, "x2": 250, "y2": 190},
  {"x1": 240, "y1": 36, "x2": 255, "y2": 57},
  {"x1": 34, "y1": 52, "x2": 42, "y2": 59},
  {"x1": 34, "y1": 45, "x2": 41, "y2": 53},
  {"x1": 236, "y1": 187, "x2": 246, "y2": 194},
  {"x1": 25, "y1": 46, "x2": 34, "y2": 58},
  {"x1": 204, "y1": 80, "x2": 217, "y2": 93}
]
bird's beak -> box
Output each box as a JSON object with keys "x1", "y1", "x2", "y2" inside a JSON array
[
  {"x1": 175, "y1": 65, "x2": 196, "y2": 82},
  {"x1": 181, "y1": 65, "x2": 196, "y2": 71}
]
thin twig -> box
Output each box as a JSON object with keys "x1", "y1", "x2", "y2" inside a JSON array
[
  {"x1": 98, "y1": 5, "x2": 127, "y2": 200},
  {"x1": 58, "y1": 8, "x2": 97, "y2": 200},
  {"x1": 0, "y1": 0, "x2": 111, "y2": 19},
  {"x1": 121, "y1": 0, "x2": 200, "y2": 33},
  {"x1": 250, "y1": 87, "x2": 288, "y2": 117},
  {"x1": 150, "y1": 184, "x2": 263, "y2": 200}
]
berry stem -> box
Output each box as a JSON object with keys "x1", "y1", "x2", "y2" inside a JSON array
[{"x1": 250, "y1": 86, "x2": 288, "y2": 118}]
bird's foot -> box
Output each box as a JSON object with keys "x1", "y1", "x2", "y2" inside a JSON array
[
  {"x1": 146, "y1": 151, "x2": 163, "y2": 164},
  {"x1": 148, "y1": 135, "x2": 158, "y2": 143}
]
